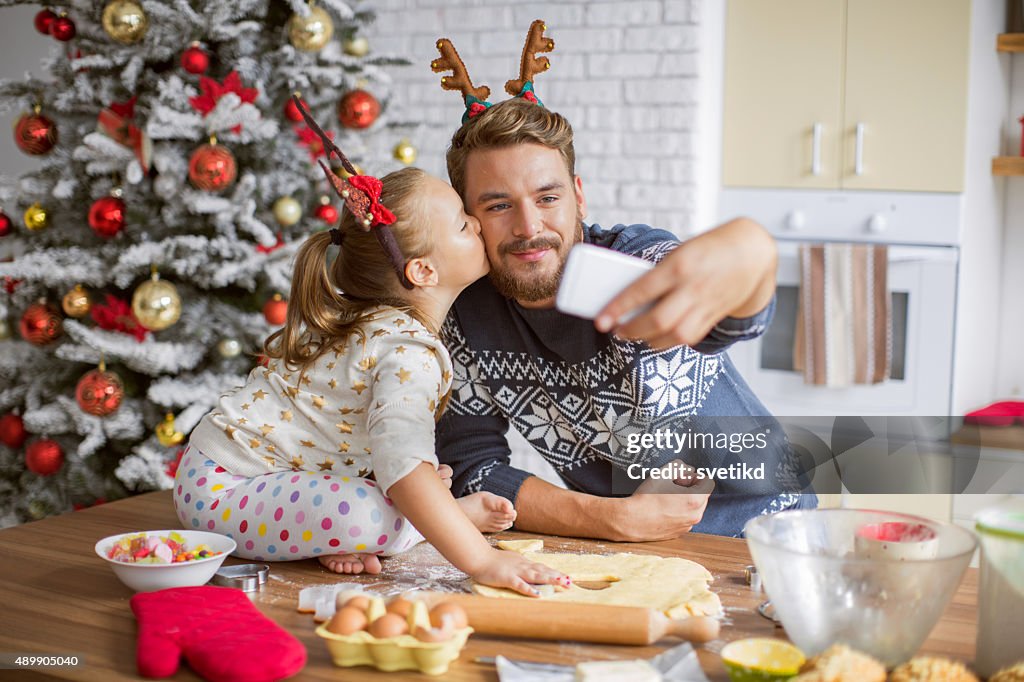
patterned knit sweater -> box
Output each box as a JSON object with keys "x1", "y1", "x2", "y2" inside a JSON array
[{"x1": 436, "y1": 223, "x2": 812, "y2": 537}]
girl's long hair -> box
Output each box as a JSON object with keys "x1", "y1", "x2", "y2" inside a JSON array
[{"x1": 264, "y1": 167, "x2": 432, "y2": 371}]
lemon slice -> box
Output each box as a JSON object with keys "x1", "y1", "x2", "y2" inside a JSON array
[{"x1": 721, "y1": 638, "x2": 806, "y2": 681}]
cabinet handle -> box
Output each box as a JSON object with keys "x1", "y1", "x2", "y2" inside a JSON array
[
  {"x1": 854, "y1": 122, "x2": 865, "y2": 176},
  {"x1": 811, "y1": 123, "x2": 822, "y2": 176}
]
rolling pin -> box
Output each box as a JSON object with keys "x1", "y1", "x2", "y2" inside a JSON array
[{"x1": 416, "y1": 592, "x2": 720, "y2": 645}]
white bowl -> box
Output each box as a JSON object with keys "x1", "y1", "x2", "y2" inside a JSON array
[{"x1": 95, "y1": 530, "x2": 236, "y2": 592}]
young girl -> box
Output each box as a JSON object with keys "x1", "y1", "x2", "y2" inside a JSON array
[{"x1": 175, "y1": 108, "x2": 567, "y2": 596}]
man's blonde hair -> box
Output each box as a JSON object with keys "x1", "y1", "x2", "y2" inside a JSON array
[{"x1": 446, "y1": 98, "x2": 575, "y2": 198}]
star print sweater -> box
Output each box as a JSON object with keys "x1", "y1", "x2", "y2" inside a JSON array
[
  {"x1": 190, "y1": 306, "x2": 452, "y2": 494},
  {"x1": 436, "y1": 223, "x2": 814, "y2": 538}
]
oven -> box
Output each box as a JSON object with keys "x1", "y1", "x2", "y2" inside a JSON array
[{"x1": 720, "y1": 188, "x2": 961, "y2": 417}]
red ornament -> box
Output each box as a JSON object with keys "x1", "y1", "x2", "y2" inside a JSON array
[
  {"x1": 0, "y1": 414, "x2": 28, "y2": 449},
  {"x1": 19, "y1": 302, "x2": 62, "y2": 346},
  {"x1": 189, "y1": 142, "x2": 237, "y2": 192},
  {"x1": 34, "y1": 9, "x2": 57, "y2": 35},
  {"x1": 284, "y1": 98, "x2": 304, "y2": 123},
  {"x1": 88, "y1": 195, "x2": 126, "y2": 238},
  {"x1": 49, "y1": 15, "x2": 76, "y2": 42},
  {"x1": 314, "y1": 203, "x2": 339, "y2": 224},
  {"x1": 75, "y1": 366, "x2": 124, "y2": 416},
  {"x1": 263, "y1": 293, "x2": 288, "y2": 326},
  {"x1": 337, "y1": 90, "x2": 380, "y2": 129},
  {"x1": 25, "y1": 439, "x2": 64, "y2": 476},
  {"x1": 0, "y1": 211, "x2": 12, "y2": 237},
  {"x1": 181, "y1": 42, "x2": 209, "y2": 75},
  {"x1": 14, "y1": 112, "x2": 58, "y2": 155}
]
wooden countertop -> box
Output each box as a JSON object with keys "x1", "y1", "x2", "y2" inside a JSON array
[{"x1": 0, "y1": 490, "x2": 978, "y2": 680}]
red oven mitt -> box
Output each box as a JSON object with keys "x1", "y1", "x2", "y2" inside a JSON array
[{"x1": 130, "y1": 585, "x2": 306, "y2": 682}]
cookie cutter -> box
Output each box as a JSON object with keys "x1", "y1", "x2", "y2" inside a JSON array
[{"x1": 211, "y1": 564, "x2": 270, "y2": 592}]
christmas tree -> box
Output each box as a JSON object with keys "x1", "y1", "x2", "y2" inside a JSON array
[{"x1": 0, "y1": 0, "x2": 418, "y2": 526}]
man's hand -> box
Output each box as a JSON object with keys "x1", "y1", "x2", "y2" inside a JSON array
[
  {"x1": 595, "y1": 218, "x2": 777, "y2": 350},
  {"x1": 615, "y1": 477, "x2": 715, "y2": 542}
]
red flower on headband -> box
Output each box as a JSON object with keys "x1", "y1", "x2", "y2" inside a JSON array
[
  {"x1": 521, "y1": 90, "x2": 537, "y2": 104},
  {"x1": 467, "y1": 102, "x2": 487, "y2": 118},
  {"x1": 348, "y1": 175, "x2": 397, "y2": 226}
]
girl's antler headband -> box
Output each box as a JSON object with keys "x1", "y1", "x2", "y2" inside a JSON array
[
  {"x1": 432, "y1": 19, "x2": 554, "y2": 124},
  {"x1": 290, "y1": 94, "x2": 414, "y2": 290}
]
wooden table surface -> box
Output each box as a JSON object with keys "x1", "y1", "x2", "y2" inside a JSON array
[{"x1": 0, "y1": 491, "x2": 978, "y2": 681}]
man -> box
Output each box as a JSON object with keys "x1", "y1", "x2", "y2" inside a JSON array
[{"x1": 436, "y1": 94, "x2": 814, "y2": 540}]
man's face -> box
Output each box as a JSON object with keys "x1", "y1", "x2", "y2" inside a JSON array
[{"x1": 462, "y1": 143, "x2": 586, "y2": 308}]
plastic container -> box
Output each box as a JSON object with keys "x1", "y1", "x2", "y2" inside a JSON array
[
  {"x1": 975, "y1": 495, "x2": 1024, "y2": 678},
  {"x1": 744, "y1": 509, "x2": 976, "y2": 667},
  {"x1": 316, "y1": 597, "x2": 472, "y2": 676}
]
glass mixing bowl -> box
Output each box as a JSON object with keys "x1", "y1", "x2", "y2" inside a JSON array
[{"x1": 744, "y1": 508, "x2": 977, "y2": 667}]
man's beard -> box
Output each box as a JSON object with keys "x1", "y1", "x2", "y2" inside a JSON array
[{"x1": 488, "y1": 214, "x2": 585, "y2": 303}]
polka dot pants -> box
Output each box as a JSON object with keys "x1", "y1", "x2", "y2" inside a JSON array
[{"x1": 173, "y1": 445, "x2": 423, "y2": 561}]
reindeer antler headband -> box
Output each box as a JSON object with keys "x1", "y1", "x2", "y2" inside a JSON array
[
  {"x1": 290, "y1": 94, "x2": 413, "y2": 290},
  {"x1": 432, "y1": 19, "x2": 554, "y2": 124}
]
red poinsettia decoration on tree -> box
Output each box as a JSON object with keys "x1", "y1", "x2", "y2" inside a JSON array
[
  {"x1": 91, "y1": 294, "x2": 149, "y2": 342},
  {"x1": 189, "y1": 71, "x2": 258, "y2": 115},
  {"x1": 295, "y1": 125, "x2": 335, "y2": 161}
]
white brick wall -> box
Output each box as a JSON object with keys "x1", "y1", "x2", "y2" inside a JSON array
[{"x1": 366, "y1": 0, "x2": 702, "y2": 234}]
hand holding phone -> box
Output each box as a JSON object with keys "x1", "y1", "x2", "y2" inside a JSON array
[{"x1": 556, "y1": 244, "x2": 654, "y2": 322}]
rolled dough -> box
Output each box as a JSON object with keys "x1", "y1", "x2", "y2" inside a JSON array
[
  {"x1": 496, "y1": 538, "x2": 544, "y2": 553},
  {"x1": 477, "y1": 539, "x2": 721, "y2": 618}
]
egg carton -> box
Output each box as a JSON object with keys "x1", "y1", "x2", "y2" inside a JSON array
[{"x1": 315, "y1": 596, "x2": 473, "y2": 676}]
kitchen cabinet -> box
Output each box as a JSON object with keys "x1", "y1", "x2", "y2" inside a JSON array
[{"x1": 722, "y1": 0, "x2": 971, "y2": 192}]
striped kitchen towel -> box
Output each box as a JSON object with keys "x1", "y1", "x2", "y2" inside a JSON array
[{"x1": 793, "y1": 243, "x2": 891, "y2": 386}]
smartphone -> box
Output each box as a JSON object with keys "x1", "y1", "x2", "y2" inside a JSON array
[{"x1": 556, "y1": 243, "x2": 654, "y2": 322}]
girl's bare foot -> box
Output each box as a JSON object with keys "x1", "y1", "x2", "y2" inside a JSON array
[
  {"x1": 317, "y1": 553, "x2": 383, "y2": 574},
  {"x1": 456, "y1": 491, "x2": 516, "y2": 533}
]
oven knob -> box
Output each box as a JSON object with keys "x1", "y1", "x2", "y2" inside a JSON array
[
  {"x1": 786, "y1": 210, "x2": 806, "y2": 231},
  {"x1": 867, "y1": 213, "x2": 887, "y2": 233}
]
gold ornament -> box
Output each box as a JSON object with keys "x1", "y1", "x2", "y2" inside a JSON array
[
  {"x1": 343, "y1": 35, "x2": 370, "y2": 57},
  {"x1": 23, "y1": 202, "x2": 48, "y2": 230},
  {"x1": 272, "y1": 196, "x2": 302, "y2": 227},
  {"x1": 393, "y1": 139, "x2": 418, "y2": 165},
  {"x1": 132, "y1": 267, "x2": 182, "y2": 331},
  {"x1": 155, "y1": 413, "x2": 185, "y2": 447},
  {"x1": 217, "y1": 338, "x2": 242, "y2": 358},
  {"x1": 335, "y1": 162, "x2": 364, "y2": 180},
  {"x1": 102, "y1": 0, "x2": 149, "y2": 45},
  {"x1": 62, "y1": 284, "x2": 91, "y2": 318},
  {"x1": 288, "y1": 5, "x2": 334, "y2": 52}
]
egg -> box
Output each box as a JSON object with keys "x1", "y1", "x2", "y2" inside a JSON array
[
  {"x1": 367, "y1": 612, "x2": 409, "y2": 639},
  {"x1": 327, "y1": 606, "x2": 368, "y2": 635},
  {"x1": 343, "y1": 595, "x2": 371, "y2": 611},
  {"x1": 385, "y1": 596, "x2": 413, "y2": 618},
  {"x1": 429, "y1": 602, "x2": 469, "y2": 630},
  {"x1": 413, "y1": 624, "x2": 455, "y2": 643}
]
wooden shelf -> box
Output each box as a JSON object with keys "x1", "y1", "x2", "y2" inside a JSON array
[
  {"x1": 993, "y1": 156, "x2": 1024, "y2": 175},
  {"x1": 997, "y1": 33, "x2": 1024, "y2": 52}
]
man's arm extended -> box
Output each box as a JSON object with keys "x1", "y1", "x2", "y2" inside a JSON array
[
  {"x1": 513, "y1": 476, "x2": 714, "y2": 542},
  {"x1": 597, "y1": 217, "x2": 777, "y2": 351}
]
